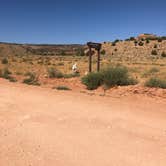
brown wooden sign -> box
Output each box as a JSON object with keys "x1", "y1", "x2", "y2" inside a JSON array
[
  {"x1": 87, "y1": 42, "x2": 102, "y2": 72},
  {"x1": 87, "y1": 42, "x2": 102, "y2": 50}
]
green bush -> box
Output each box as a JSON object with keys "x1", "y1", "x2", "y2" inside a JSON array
[
  {"x1": 47, "y1": 68, "x2": 63, "y2": 78},
  {"x1": 0, "y1": 68, "x2": 12, "y2": 79},
  {"x1": 145, "y1": 78, "x2": 166, "y2": 89},
  {"x1": 0, "y1": 68, "x2": 17, "y2": 82},
  {"x1": 142, "y1": 67, "x2": 159, "y2": 78},
  {"x1": 101, "y1": 66, "x2": 137, "y2": 88},
  {"x1": 1, "y1": 58, "x2": 8, "y2": 64},
  {"x1": 82, "y1": 66, "x2": 137, "y2": 90},
  {"x1": 23, "y1": 72, "x2": 40, "y2": 86},
  {"x1": 81, "y1": 72, "x2": 103, "y2": 90}
]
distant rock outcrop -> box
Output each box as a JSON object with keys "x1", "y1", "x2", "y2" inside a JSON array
[{"x1": 137, "y1": 33, "x2": 157, "y2": 40}]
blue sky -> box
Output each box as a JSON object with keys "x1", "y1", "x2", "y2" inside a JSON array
[{"x1": 0, "y1": 0, "x2": 165, "y2": 44}]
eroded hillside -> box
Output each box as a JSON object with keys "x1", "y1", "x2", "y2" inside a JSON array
[{"x1": 0, "y1": 42, "x2": 85, "y2": 57}]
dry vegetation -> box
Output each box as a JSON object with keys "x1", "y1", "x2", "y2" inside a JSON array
[{"x1": 0, "y1": 34, "x2": 166, "y2": 94}]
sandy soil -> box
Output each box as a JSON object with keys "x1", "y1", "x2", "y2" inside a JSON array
[{"x1": 0, "y1": 78, "x2": 166, "y2": 166}]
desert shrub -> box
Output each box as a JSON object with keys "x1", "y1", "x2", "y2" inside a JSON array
[
  {"x1": 138, "y1": 41, "x2": 144, "y2": 46},
  {"x1": 101, "y1": 49, "x2": 106, "y2": 55},
  {"x1": 8, "y1": 77, "x2": 17, "y2": 82},
  {"x1": 60, "y1": 50, "x2": 66, "y2": 56},
  {"x1": 142, "y1": 67, "x2": 159, "y2": 78},
  {"x1": 161, "y1": 36, "x2": 166, "y2": 40},
  {"x1": 114, "y1": 39, "x2": 120, "y2": 43},
  {"x1": 112, "y1": 42, "x2": 116, "y2": 46},
  {"x1": 148, "y1": 67, "x2": 159, "y2": 73},
  {"x1": 101, "y1": 66, "x2": 137, "y2": 88},
  {"x1": 125, "y1": 38, "x2": 130, "y2": 41},
  {"x1": 3, "y1": 68, "x2": 11, "y2": 75},
  {"x1": 1, "y1": 58, "x2": 8, "y2": 64},
  {"x1": 129, "y1": 37, "x2": 135, "y2": 41},
  {"x1": 134, "y1": 41, "x2": 138, "y2": 46},
  {"x1": 82, "y1": 66, "x2": 137, "y2": 90},
  {"x1": 161, "y1": 51, "x2": 166, "y2": 57},
  {"x1": 81, "y1": 72, "x2": 103, "y2": 90},
  {"x1": 76, "y1": 48, "x2": 85, "y2": 56},
  {"x1": 146, "y1": 39, "x2": 150, "y2": 44},
  {"x1": 158, "y1": 38, "x2": 162, "y2": 42},
  {"x1": 145, "y1": 78, "x2": 166, "y2": 89},
  {"x1": 112, "y1": 39, "x2": 120, "y2": 44},
  {"x1": 151, "y1": 50, "x2": 158, "y2": 55},
  {"x1": 47, "y1": 67, "x2": 63, "y2": 78},
  {"x1": 0, "y1": 68, "x2": 17, "y2": 82},
  {"x1": 23, "y1": 72, "x2": 40, "y2": 86},
  {"x1": 0, "y1": 68, "x2": 12, "y2": 79},
  {"x1": 53, "y1": 86, "x2": 71, "y2": 90},
  {"x1": 154, "y1": 44, "x2": 158, "y2": 48}
]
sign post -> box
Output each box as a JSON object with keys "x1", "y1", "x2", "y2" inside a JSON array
[{"x1": 87, "y1": 42, "x2": 102, "y2": 73}]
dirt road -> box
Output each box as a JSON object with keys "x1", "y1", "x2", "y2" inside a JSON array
[{"x1": 0, "y1": 79, "x2": 166, "y2": 166}]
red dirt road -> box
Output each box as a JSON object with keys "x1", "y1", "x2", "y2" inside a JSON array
[{"x1": 0, "y1": 79, "x2": 166, "y2": 166}]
